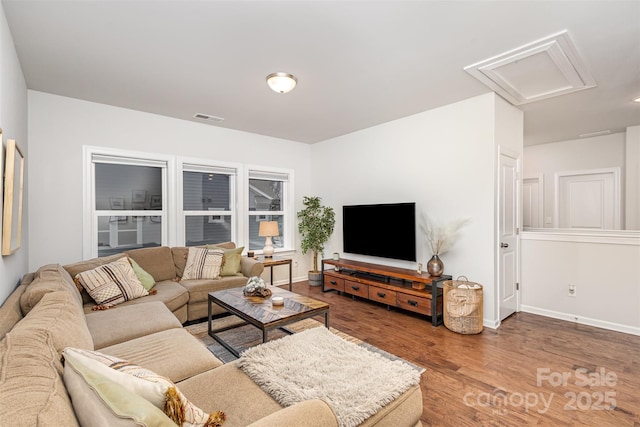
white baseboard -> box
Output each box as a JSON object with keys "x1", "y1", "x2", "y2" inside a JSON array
[
  {"x1": 520, "y1": 305, "x2": 640, "y2": 336},
  {"x1": 482, "y1": 318, "x2": 500, "y2": 329}
]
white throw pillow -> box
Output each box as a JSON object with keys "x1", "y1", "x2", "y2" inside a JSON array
[
  {"x1": 182, "y1": 247, "x2": 225, "y2": 280},
  {"x1": 74, "y1": 257, "x2": 148, "y2": 308}
]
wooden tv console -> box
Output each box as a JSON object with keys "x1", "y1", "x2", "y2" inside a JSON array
[{"x1": 321, "y1": 258, "x2": 451, "y2": 326}]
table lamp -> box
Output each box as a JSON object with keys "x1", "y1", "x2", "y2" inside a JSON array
[{"x1": 258, "y1": 221, "x2": 279, "y2": 258}]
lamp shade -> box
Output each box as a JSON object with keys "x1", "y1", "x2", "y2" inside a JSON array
[
  {"x1": 258, "y1": 221, "x2": 279, "y2": 237},
  {"x1": 266, "y1": 72, "x2": 297, "y2": 94}
]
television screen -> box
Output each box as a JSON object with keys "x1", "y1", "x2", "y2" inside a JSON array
[{"x1": 343, "y1": 202, "x2": 416, "y2": 262}]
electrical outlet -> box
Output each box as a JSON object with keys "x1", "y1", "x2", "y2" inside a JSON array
[
  {"x1": 568, "y1": 284, "x2": 577, "y2": 297},
  {"x1": 293, "y1": 260, "x2": 298, "y2": 268}
]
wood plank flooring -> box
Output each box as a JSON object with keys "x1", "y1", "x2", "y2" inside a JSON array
[{"x1": 285, "y1": 281, "x2": 640, "y2": 427}]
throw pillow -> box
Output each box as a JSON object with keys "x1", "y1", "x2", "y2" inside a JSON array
[
  {"x1": 64, "y1": 354, "x2": 176, "y2": 427},
  {"x1": 182, "y1": 247, "x2": 224, "y2": 280},
  {"x1": 63, "y1": 348, "x2": 226, "y2": 427},
  {"x1": 129, "y1": 257, "x2": 157, "y2": 291},
  {"x1": 74, "y1": 257, "x2": 148, "y2": 308},
  {"x1": 219, "y1": 246, "x2": 244, "y2": 277}
]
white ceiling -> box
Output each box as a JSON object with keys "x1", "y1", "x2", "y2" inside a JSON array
[{"x1": 3, "y1": 0, "x2": 639, "y2": 145}]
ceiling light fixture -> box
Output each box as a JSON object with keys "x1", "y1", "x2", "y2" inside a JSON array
[
  {"x1": 634, "y1": 97, "x2": 640, "y2": 103},
  {"x1": 266, "y1": 72, "x2": 297, "y2": 94}
]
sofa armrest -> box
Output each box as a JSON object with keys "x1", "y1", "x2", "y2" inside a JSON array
[
  {"x1": 240, "y1": 257, "x2": 264, "y2": 278},
  {"x1": 246, "y1": 400, "x2": 338, "y2": 427}
]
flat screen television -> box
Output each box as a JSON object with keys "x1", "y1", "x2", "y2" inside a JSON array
[{"x1": 342, "y1": 202, "x2": 416, "y2": 262}]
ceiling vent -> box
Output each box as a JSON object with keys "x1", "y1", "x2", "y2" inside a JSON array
[
  {"x1": 193, "y1": 113, "x2": 224, "y2": 122},
  {"x1": 464, "y1": 30, "x2": 596, "y2": 105}
]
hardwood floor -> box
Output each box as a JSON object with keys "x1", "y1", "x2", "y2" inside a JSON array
[{"x1": 285, "y1": 281, "x2": 640, "y2": 427}]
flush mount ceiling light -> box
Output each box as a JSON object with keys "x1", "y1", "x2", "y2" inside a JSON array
[
  {"x1": 266, "y1": 72, "x2": 297, "y2": 94},
  {"x1": 634, "y1": 97, "x2": 640, "y2": 103}
]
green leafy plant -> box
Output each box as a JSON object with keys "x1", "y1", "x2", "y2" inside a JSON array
[{"x1": 297, "y1": 196, "x2": 335, "y2": 273}]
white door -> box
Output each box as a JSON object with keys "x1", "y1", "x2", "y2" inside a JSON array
[
  {"x1": 556, "y1": 168, "x2": 621, "y2": 229},
  {"x1": 499, "y1": 152, "x2": 519, "y2": 320},
  {"x1": 523, "y1": 175, "x2": 543, "y2": 228}
]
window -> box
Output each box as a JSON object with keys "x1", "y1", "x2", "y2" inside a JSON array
[
  {"x1": 180, "y1": 162, "x2": 238, "y2": 246},
  {"x1": 85, "y1": 148, "x2": 170, "y2": 258},
  {"x1": 84, "y1": 147, "x2": 295, "y2": 259},
  {"x1": 247, "y1": 168, "x2": 294, "y2": 253}
]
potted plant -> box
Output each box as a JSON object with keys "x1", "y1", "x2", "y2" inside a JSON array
[{"x1": 297, "y1": 196, "x2": 335, "y2": 286}]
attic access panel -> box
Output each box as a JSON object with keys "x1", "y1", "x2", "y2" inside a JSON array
[{"x1": 464, "y1": 30, "x2": 596, "y2": 105}]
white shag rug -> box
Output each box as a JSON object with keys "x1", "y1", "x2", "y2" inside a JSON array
[{"x1": 237, "y1": 327, "x2": 421, "y2": 427}]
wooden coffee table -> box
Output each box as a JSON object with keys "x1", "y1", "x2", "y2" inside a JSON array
[{"x1": 207, "y1": 287, "x2": 330, "y2": 357}]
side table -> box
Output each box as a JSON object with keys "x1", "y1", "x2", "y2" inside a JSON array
[{"x1": 254, "y1": 255, "x2": 292, "y2": 290}]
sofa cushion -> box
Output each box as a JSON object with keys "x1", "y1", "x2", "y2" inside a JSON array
[
  {"x1": 20, "y1": 264, "x2": 83, "y2": 315},
  {"x1": 64, "y1": 355, "x2": 176, "y2": 427},
  {"x1": 172, "y1": 242, "x2": 236, "y2": 278},
  {"x1": 86, "y1": 301, "x2": 181, "y2": 349},
  {"x1": 84, "y1": 280, "x2": 189, "y2": 315},
  {"x1": 219, "y1": 246, "x2": 244, "y2": 277},
  {"x1": 63, "y1": 348, "x2": 226, "y2": 427},
  {"x1": 183, "y1": 247, "x2": 225, "y2": 280},
  {"x1": 126, "y1": 246, "x2": 177, "y2": 282},
  {"x1": 11, "y1": 291, "x2": 94, "y2": 354},
  {"x1": 180, "y1": 275, "x2": 248, "y2": 304},
  {"x1": 64, "y1": 253, "x2": 127, "y2": 304},
  {"x1": 0, "y1": 282, "x2": 27, "y2": 340},
  {"x1": 0, "y1": 318, "x2": 80, "y2": 426},
  {"x1": 75, "y1": 257, "x2": 148, "y2": 308},
  {"x1": 177, "y1": 362, "x2": 283, "y2": 427},
  {"x1": 130, "y1": 257, "x2": 157, "y2": 291},
  {"x1": 99, "y1": 328, "x2": 222, "y2": 383}
]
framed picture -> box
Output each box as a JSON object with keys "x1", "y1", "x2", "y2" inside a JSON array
[
  {"x1": 132, "y1": 190, "x2": 147, "y2": 204},
  {"x1": 110, "y1": 197, "x2": 125, "y2": 210},
  {"x1": 150, "y1": 195, "x2": 162, "y2": 209},
  {"x1": 1, "y1": 137, "x2": 25, "y2": 256}
]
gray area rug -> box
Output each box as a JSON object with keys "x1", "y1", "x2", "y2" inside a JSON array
[{"x1": 237, "y1": 327, "x2": 421, "y2": 427}]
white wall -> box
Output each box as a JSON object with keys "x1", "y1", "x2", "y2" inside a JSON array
[
  {"x1": 0, "y1": 4, "x2": 28, "y2": 305},
  {"x1": 625, "y1": 125, "x2": 640, "y2": 230},
  {"x1": 521, "y1": 231, "x2": 640, "y2": 335},
  {"x1": 523, "y1": 132, "x2": 627, "y2": 228},
  {"x1": 310, "y1": 92, "x2": 521, "y2": 327},
  {"x1": 27, "y1": 91, "x2": 312, "y2": 284}
]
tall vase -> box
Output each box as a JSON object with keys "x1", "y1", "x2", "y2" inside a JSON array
[{"x1": 427, "y1": 254, "x2": 444, "y2": 277}]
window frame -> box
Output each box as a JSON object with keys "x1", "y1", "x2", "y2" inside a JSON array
[
  {"x1": 177, "y1": 157, "x2": 243, "y2": 247},
  {"x1": 83, "y1": 146, "x2": 176, "y2": 259},
  {"x1": 245, "y1": 165, "x2": 295, "y2": 254}
]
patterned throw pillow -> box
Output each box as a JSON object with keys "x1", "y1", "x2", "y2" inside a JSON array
[
  {"x1": 62, "y1": 348, "x2": 226, "y2": 427},
  {"x1": 182, "y1": 247, "x2": 225, "y2": 280},
  {"x1": 74, "y1": 257, "x2": 148, "y2": 308}
]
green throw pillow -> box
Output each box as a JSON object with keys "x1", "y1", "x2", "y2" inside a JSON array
[
  {"x1": 129, "y1": 258, "x2": 156, "y2": 291},
  {"x1": 220, "y1": 246, "x2": 244, "y2": 277}
]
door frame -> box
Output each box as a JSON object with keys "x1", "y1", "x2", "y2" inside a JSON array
[
  {"x1": 496, "y1": 146, "x2": 521, "y2": 325},
  {"x1": 523, "y1": 173, "x2": 544, "y2": 228}
]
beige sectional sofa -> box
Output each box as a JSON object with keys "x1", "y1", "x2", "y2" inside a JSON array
[
  {"x1": 63, "y1": 243, "x2": 264, "y2": 323},
  {"x1": 0, "y1": 246, "x2": 424, "y2": 427}
]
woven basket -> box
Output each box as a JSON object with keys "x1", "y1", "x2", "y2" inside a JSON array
[{"x1": 443, "y1": 276, "x2": 483, "y2": 334}]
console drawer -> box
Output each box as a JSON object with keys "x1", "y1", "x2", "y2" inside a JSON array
[
  {"x1": 369, "y1": 286, "x2": 397, "y2": 305},
  {"x1": 345, "y1": 280, "x2": 369, "y2": 298},
  {"x1": 397, "y1": 294, "x2": 432, "y2": 316},
  {"x1": 323, "y1": 275, "x2": 344, "y2": 292}
]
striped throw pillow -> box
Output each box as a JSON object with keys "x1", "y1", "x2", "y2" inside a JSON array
[
  {"x1": 182, "y1": 247, "x2": 224, "y2": 280},
  {"x1": 74, "y1": 257, "x2": 148, "y2": 308}
]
